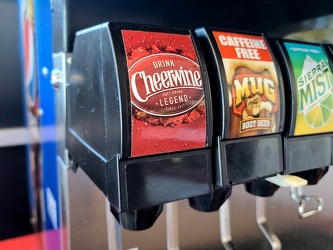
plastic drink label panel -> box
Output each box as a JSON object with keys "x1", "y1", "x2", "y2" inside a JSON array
[
  {"x1": 284, "y1": 42, "x2": 333, "y2": 136},
  {"x1": 213, "y1": 31, "x2": 281, "y2": 138},
  {"x1": 122, "y1": 30, "x2": 207, "y2": 157}
]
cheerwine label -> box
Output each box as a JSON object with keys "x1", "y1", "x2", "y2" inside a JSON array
[
  {"x1": 129, "y1": 53, "x2": 204, "y2": 116},
  {"x1": 213, "y1": 31, "x2": 281, "y2": 138},
  {"x1": 122, "y1": 30, "x2": 207, "y2": 157},
  {"x1": 284, "y1": 42, "x2": 333, "y2": 136}
]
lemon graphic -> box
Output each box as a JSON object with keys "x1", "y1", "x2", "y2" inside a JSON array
[{"x1": 304, "y1": 93, "x2": 333, "y2": 128}]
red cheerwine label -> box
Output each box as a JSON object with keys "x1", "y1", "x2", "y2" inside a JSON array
[
  {"x1": 129, "y1": 53, "x2": 204, "y2": 116},
  {"x1": 122, "y1": 30, "x2": 207, "y2": 157}
]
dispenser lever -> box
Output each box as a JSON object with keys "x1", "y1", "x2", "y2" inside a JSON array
[
  {"x1": 256, "y1": 197, "x2": 281, "y2": 250},
  {"x1": 290, "y1": 186, "x2": 323, "y2": 219},
  {"x1": 219, "y1": 199, "x2": 236, "y2": 250},
  {"x1": 106, "y1": 200, "x2": 123, "y2": 250},
  {"x1": 166, "y1": 202, "x2": 180, "y2": 250}
]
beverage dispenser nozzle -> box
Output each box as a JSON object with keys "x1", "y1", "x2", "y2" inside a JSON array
[
  {"x1": 272, "y1": 39, "x2": 333, "y2": 194},
  {"x1": 268, "y1": 39, "x2": 333, "y2": 219},
  {"x1": 66, "y1": 22, "x2": 214, "y2": 230},
  {"x1": 193, "y1": 28, "x2": 285, "y2": 197},
  {"x1": 192, "y1": 29, "x2": 285, "y2": 249}
]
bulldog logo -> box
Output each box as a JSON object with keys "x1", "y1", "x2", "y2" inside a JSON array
[{"x1": 242, "y1": 94, "x2": 272, "y2": 120}]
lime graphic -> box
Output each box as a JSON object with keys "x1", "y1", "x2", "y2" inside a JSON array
[
  {"x1": 321, "y1": 94, "x2": 333, "y2": 109},
  {"x1": 304, "y1": 94, "x2": 333, "y2": 128}
]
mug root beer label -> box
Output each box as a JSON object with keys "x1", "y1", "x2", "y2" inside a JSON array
[
  {"x1": 233, "y1": 67, "x2": 278, "y2": 134},
  {"x1": 213, "y1": 31, "x2": 281, "y2": 138},
  {"x1": 122, "y1": 30, "x2": 207, "y2": 157}
]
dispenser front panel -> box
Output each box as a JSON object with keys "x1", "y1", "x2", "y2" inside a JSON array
[
  {"x1": 284, "y1": 42, "x2": 333, "y2": 136},
  {"x1": 122, "y1": 30, "x2": 207, "y2": 157},
  {"x1": 213, "y1": 31, "x2": 281, "y2": 138}
]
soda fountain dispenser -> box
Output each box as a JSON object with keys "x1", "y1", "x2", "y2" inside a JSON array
[
  {"x1": 275, "y1": 40, "x2": 332, "y2": 175},
  {"x1": 273, "y1": 40, "x2": 333, "y2": 217},
  {"x1": 193, "y1": 28, "x2": 285, "y2": 191},
  {"x1": 67, "y1": 22, "x2": 216, "y2": 230},
  {"x1": 187, "y1": 28, "x2": 286, "y2": 249}
]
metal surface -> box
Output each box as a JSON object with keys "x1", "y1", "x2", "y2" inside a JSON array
[
  {"x1": 166, "y1": 202, "x2": 180, "y2": 250},
  {"x1": 68, "y1": 167, "x2": 110, "y2": 250},
  {"x1": 68, "y1": 162, "x2": 333, "y2": 250},
  {"x1": 220, "y1": 199, "x2": 236, "y2": 250},
  {"x1": 290, "y1": 187, "x2": 323, "y2": 219},
  {"x1": 52, "y1": 52, "x2": 71, "y2": 162},
  {"x1": 58, "y1": 154, "x2": 70, "y2": 250},
  {"x1": 52, "y1": 53, "x2": 72, "y2": 249}
]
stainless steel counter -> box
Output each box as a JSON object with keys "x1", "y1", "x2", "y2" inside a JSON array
[{"x1": 68, "y1": 165, "x2": 333, "y2": 250}]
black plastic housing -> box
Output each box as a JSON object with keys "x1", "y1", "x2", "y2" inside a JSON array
[
  {"x1": 52, "y1": 0, "x2": 333, "y2": 54},
  {"x1": 326, "y1": 44, "x2": 333, "y2": 169},
  {"x1": 294, "y1": 167, "x2": 329, "y2": 185},
  {"x1": 195, "y1": 27, "x2": 285, "y2": 188},
  {"x1": 245, "y1": 178, "x2": 280, "y2": 197},
  {"x1": 188, "y1": 186, "x2": 232, "y2": 212},
  {"x1": 274, "y1": 40, "x2": 333, "y2": 174},
  {"x1": 67, "y1": 22, "x2": 216, "y2": 230}
]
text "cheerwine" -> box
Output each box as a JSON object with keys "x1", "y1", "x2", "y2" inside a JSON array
[{"x1": 131, "y1": 66, "x2": 202, "y2": 103}]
